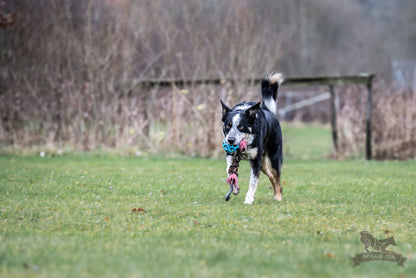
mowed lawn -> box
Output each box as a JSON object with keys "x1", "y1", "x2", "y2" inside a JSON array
[{"x1": 1, "y1": 126, "x2": 415, "y2": 277}]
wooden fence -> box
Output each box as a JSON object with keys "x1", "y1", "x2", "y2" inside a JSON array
[{"x1": 139, "y1": 74, "x2": 375, "y2": 160}]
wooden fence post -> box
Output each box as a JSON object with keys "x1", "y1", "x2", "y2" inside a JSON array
[
  {"x1": 365, "y1": 76, "x2": 374, "y2": 160},
  {"x1": 141, "y1": 84, "x2": 151, "y2": 137},
  {"x1": 329, "y1": 84, "x2": 338, "y2": 154}
]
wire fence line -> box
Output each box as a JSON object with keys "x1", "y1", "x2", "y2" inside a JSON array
[
  {"x1": 137, "y1": 74, "x2": 374, "y2": 88},
  {"x1": 138, "y1": 74, "x2": 375, "y2": 160}
]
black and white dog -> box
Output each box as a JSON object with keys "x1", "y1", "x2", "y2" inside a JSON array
[{"x1": 221, "y1": 73, "x2": 284, "y2": 204}]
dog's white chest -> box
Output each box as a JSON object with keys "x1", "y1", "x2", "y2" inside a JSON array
[{"x1": 245, "y1": 147, "x2": 259, "y2": 160}]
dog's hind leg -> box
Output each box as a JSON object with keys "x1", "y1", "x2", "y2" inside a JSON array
[
  {"x1": 272, "y1": 170, "x2": 282, "y2": 201},
  {"x1": 261, "y1": 157, "x2": 280, "y2": 199},
  {"x1": 261, "y1": 157, "x2": 275, "y2": 187},
  {"x1": 268, "y1": 155, "x2": 283, "y2": 201}
]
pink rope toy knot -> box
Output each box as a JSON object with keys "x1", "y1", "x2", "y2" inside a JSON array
[
  {"x1": 227, "y1": 173, "x2": 238, "y2": 185},
  {"x1": 239, "y1": 140, "x2": 247, "y2": 152}
]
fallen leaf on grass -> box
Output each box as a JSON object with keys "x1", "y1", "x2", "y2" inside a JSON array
[
  {"x1": 283, "y1": 181, "x2": 287, "y2": 186},
  {"x1": 193, "y1": 220, "x2": 201, "y2": 225},
  {"x1": 132, "y1": 207, "x2": 146, "y2": 213},
  {"x1": 104, "y1": 217, "x2": 109, "y2": 221},
  {"x1": 325, "y1": 253, "x2": 335, "y2": 258}
]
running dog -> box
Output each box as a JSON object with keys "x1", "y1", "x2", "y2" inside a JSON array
[{"x1": 221, "y1": 72, "x2": 284, "y2": 204}]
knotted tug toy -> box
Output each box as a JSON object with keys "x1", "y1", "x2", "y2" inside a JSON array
[{"x1": 223, "y1": 139, "x2": 247, "y2": 201}]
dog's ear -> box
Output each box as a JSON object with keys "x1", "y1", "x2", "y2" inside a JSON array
[
  {"x1": 221, "y1": 100, "x2": 231, "y2": 122},
  {"x1": 246, "y1": 102, "x2": 261, "y2": 119}
]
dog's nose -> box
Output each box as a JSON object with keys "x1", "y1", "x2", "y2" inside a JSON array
[{"x1": 227, "y1": 137, "x2": 236, "y2": 145}]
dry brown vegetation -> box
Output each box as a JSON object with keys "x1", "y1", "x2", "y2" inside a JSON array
[
  {"x1": 1, "y1": 0, "x2": 275, "y2": 156},
  {"x1": 338, "y1": 85, "x2": 416, "y2": 160},
  {"x1": 1, "y1": 0, "x2": 415, "y2": 158},
  {"x1": 372, "y1": 88, "x2": 416, "y2": 160}
]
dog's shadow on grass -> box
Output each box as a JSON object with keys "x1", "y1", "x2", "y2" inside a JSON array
[{"x1": 220, "y1": 195, "x2": 286, "y2": 206}]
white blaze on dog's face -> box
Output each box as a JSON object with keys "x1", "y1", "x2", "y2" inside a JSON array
[{"x1": 221, "y1": 100, "x2": 260, "y2": 147}]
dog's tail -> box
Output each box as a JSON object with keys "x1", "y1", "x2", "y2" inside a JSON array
[{"x1": 261, "y1": 72, "x2": 284, "y2": 115}]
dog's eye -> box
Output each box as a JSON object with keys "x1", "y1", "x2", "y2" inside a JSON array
[
  {"x1": 227, "y1": 122, "x2": 232, "y2": 129},
  {"x1": 238, "y1": 124, "x2": 244, "y2": 131}
]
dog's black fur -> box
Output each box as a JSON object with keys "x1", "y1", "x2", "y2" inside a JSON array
[{"x1": 221, "y1": 73, "x2": 284, "y2": 204}]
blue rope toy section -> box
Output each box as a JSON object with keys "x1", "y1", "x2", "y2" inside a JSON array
[{"x1": 222, "y1": 139, "x2": 239, "y2": 154}]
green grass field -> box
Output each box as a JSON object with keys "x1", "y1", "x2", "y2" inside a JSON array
[
  {"x1": 282, "y1": 123, "x2": 333, "y2": 160},
  {"x1": 1, "y1": 125, "x2": 415, "y2": 277}
]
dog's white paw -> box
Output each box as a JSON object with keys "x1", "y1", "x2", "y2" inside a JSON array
[{"x1": 244, "y1": 195, "x2": 254, "y2": 205}]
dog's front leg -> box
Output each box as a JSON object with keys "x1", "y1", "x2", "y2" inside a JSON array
[
  {"x1": 244, "y1": 167, "x2": 260, "y2": 205},
  {"x1": 225, "y1": 154, "x2": 233, "y2": 175}
]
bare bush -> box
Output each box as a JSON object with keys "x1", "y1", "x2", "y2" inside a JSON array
[
  {"x1": 372, "y1": 88, "x2": 416, "y2": 159},
  {"x1": 1, "y1": 0, "x2": 415, "y2": 158},
  {"x1": 337, "y1": 86, "x2": 367, "y2": 158},
  {"x1": 0, "y1": 0, "x2": 276, "y2": 156},
  {"x1": 338, "y1": 84, "x2": 416, "y2": 160}
]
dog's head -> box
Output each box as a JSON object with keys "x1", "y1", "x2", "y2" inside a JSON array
[
  {"x1": 221, "y1": 100, "x2": 260, "y2": 147},
  {"x1": 387, "y1": 236, "x2": 397, "y2": 246}
]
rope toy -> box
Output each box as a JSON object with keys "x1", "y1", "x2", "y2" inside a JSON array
[{"x1": 224, "y1": 140, "x2": 247, "y2": 201}]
